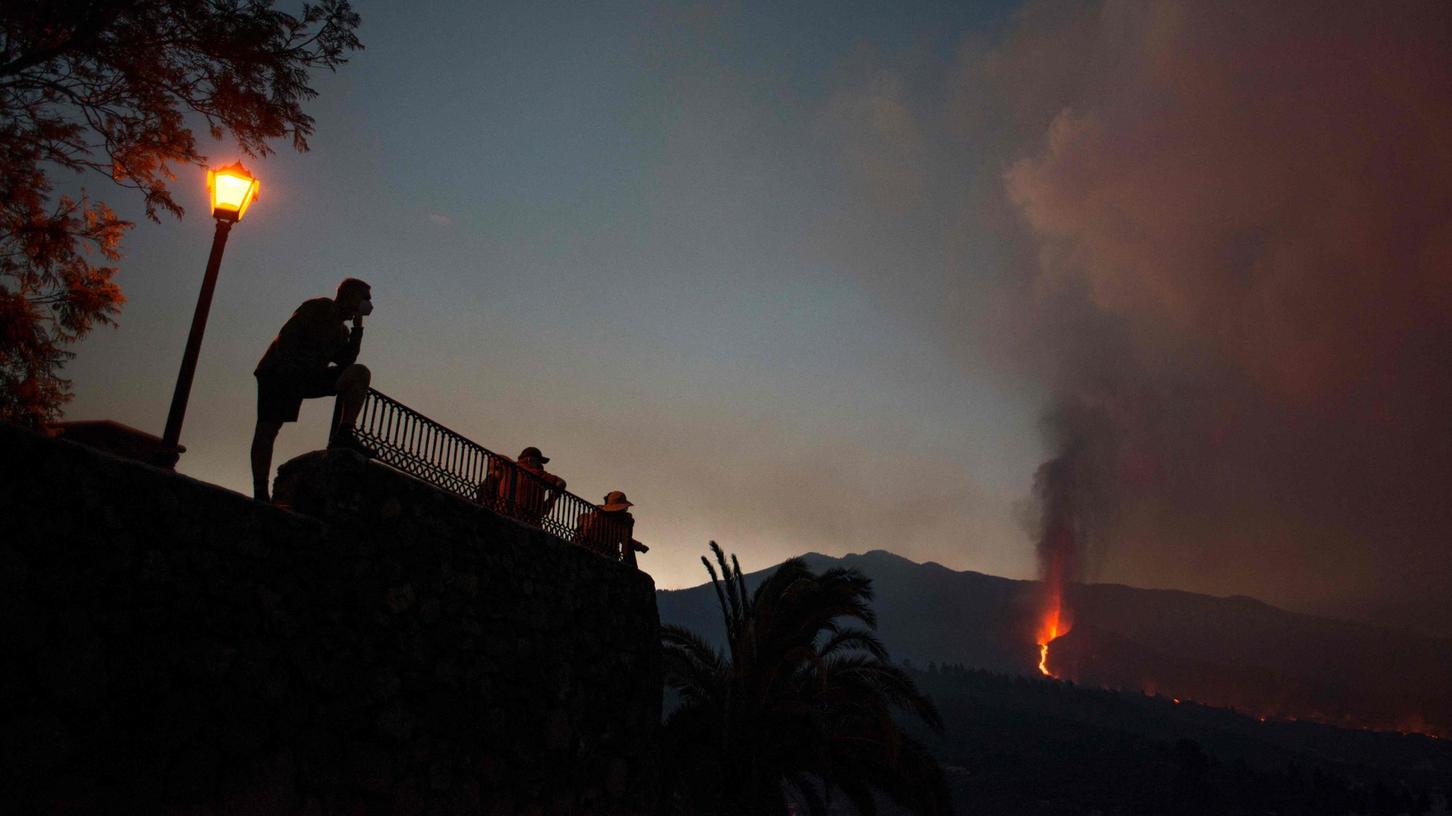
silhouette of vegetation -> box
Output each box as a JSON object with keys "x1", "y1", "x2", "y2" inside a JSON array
[
  {"x1": 0, "y1": 0, "x2": 361, "y2": 424},
  {"x1": 659, "y1": 554, "x2": 1452, "y2": 813},
  {"x1": 659, "y1": 542, "x2": 951, "y2": 815},
  {"x1": 918, "y1": 662, "x2": 1450, "y2": 815}
]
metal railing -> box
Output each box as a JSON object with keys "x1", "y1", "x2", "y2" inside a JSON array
[{"x1": 350, "y1": 388, "x2": 639, "y2": 565}]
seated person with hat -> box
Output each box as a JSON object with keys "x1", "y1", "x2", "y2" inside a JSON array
[
  {"x1": 478, "y1": 446, "x2": 566, "y2": 527},
  {"x1": 574, "y1": 490, "x2": 648, "y2": 565}
]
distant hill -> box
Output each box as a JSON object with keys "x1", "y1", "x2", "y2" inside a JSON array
[
  {"x1": 912, "y1": 665, "x2": 1452, "y2": 816},
  {"x1": 656, "y1": 550, "x2": 1452, "y2": 736}
]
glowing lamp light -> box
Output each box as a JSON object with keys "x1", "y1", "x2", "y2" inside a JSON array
[
  {"x1": 161, "y1": 162, "x2": 262, "y2": 457},
  {"x1": 207, "y1": 162, "x2": 259, "y2": 222}
]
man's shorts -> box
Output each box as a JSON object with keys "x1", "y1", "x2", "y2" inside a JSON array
[{"x1": 256, "y1": 365, "x2": 344, "y2": 424}]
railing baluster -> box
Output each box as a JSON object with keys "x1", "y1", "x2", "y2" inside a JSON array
[{"x1": 407, "y1": 410, "x2": 417, "y2": 456}]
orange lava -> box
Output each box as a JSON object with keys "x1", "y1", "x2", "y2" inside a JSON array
[{"x1": 1035, "y1": 601, "x2": 1068, "y2": 677}]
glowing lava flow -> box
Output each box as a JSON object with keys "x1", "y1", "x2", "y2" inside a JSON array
[
  {"x1": 1036, "y1": 602, "x2": 1068, "y2": 677},
  {"x1": 1034, "y1": 535, "x2": 1073, "y2": 678},
  {"x1": 1031, "y1": 441, "x2": 1080, "y2": 680}
]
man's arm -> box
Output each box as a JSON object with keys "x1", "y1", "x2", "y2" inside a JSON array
[
  {"x1": 571, "y1": 511, "x2": 596, "y2": 546},
  {"x1": 476, "y1": 466, "x2": 501, "y2": 507},
  {"x1": 540, "y1": 473, "x2": 566, "y2": 514},
  {"x1": 334, "y1": 319, "x2": 363, "y2": 366}
]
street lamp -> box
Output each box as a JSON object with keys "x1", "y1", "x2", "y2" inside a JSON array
[{"x1": 160, "y1": 162, "x2": 260, "y2": 457}]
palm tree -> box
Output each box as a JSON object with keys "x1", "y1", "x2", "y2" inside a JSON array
[{"x1": 660, "y1": 542, "x2": 952, "y2": 815}]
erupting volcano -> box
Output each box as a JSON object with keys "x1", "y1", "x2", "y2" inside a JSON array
[
  {"x1": 1034, "y1": 511, "x2": 1075, "y2": 677},
  {"x1": 1035, "y1": 594, "x2": 1066, "y2": 677},
  {"x1": 1034, "y1": 550, "x2": 1072, "y2": 677},
  {"x1": 1031, "y1": 405, "x2": 1106, "y2": 679},
  {"x1": 1035, "y1": 616, "x2": 1058, "y2": 676}
]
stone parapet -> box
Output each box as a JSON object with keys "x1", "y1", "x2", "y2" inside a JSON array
[{"x1": 0, "y1": 423, "x2": 661, "y2": 814}]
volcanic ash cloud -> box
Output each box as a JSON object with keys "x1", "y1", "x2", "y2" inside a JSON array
[
  {"x1": 985, "y1": 0, "x2": 1452, "y2": 630},
  {"x1": 1031, "y1": 397, "x2": 1119, "y2": 672}
]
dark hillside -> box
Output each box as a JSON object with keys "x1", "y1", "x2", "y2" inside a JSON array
[
  {"x1": 658, "y1": 550, "x2": 1038, "y2": 674},
  {"x1": 658, "y1": 550, "x2": 1452, "y2": 735},
  {"x1": 913, "y1": 666, "x2": 1452, "y2": 816}
]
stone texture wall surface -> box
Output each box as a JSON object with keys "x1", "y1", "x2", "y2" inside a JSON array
[{"x1": 0, "y1": 424, "x2": 661, "y2": 814}]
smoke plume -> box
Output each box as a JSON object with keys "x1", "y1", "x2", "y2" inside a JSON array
[
  {"x1": 979, "y1": 0, "x2": 1452, "y2": 632},
  {"x1": 1032, "y1": 397, "x2": 1118, "y2": 638}
]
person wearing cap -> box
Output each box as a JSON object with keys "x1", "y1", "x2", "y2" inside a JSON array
[
  {"x1": 477, "y1": 446, "x2": 567, "y2": 526},
  {"x1": 251, "y1": 277, "x2": 374, "y2": 503},
  {"x1": 573, "y1": 490, "x2": 648, "y2": 565}
]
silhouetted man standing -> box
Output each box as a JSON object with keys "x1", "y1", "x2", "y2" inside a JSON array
[{"x1": 250, "y1": 278, "x2": 373, "y2": 502}]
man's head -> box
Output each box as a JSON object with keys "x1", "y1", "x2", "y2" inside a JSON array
[
  {"x1": 518, "y1": 446, "x2": 549, "y2": 470},
  {"x1": 336, "y1": 277, "x2": 372, "y2": 318}
]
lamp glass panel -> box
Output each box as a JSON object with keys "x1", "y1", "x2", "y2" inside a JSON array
[{"x1": 211, "y1": 172, "x2": 257, "y2": 219}]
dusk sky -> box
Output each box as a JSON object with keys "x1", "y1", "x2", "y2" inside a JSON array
[{"x1": 61, "y1": 0, "x2": 1452, "y2": 632}]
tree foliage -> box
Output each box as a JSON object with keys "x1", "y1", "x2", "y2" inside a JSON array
[
  {"x1": 0, "y1": 0, "x2": 361, "y2": 425},
  {"x1": 660, "y1": 542, "x2": 953, "y2": 815}
]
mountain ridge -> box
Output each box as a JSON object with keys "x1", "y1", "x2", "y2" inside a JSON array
[
  {"x1": 684, "y1": 548, "x2": 1404, "y2": 637},
  {"x1": 656, "y1": 549, "x2": 1452, "y2": 735}
]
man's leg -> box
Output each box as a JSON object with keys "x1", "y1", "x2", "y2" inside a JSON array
[
  {"x1": 251, "y1": 419, "x2": 283, "y2": 501},
  {"x1": 332, "y1": 363, "x2": 371, "y2": 435}
]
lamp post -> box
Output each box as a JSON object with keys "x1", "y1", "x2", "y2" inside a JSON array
[{"x1": 160, "y1": 162, "x2": 260, "y2": 457}]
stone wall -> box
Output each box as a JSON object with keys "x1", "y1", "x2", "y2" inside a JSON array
[{"x1": 0, "y1": 423, "x2": 661, "y2": 814}]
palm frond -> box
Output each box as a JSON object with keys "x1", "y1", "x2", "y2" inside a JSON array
[
  {"x1": 732, "y1": 552, "x2": 750, "y2": 617},
  {"x1": 663, "y1": 543, "x2": 950, "y2": 816},
  {"x1": 824, "y1": 654, "x2": 943, "y2": 732},
  {"x1": 710, "y1": 540, "x2": 745, "y2": 641},
  {"x1": 820, "y1": 626, "x2": 890, "y2": 662},
  {"x1": 662, "y1": 623, "x2": 727, "y2": 708},
  {"x1": 701, "y1": 550, "x2": 733, "y2": 643},
  {"x1": 662, "y1": 623, "x2": 725, "y2": 670}
]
